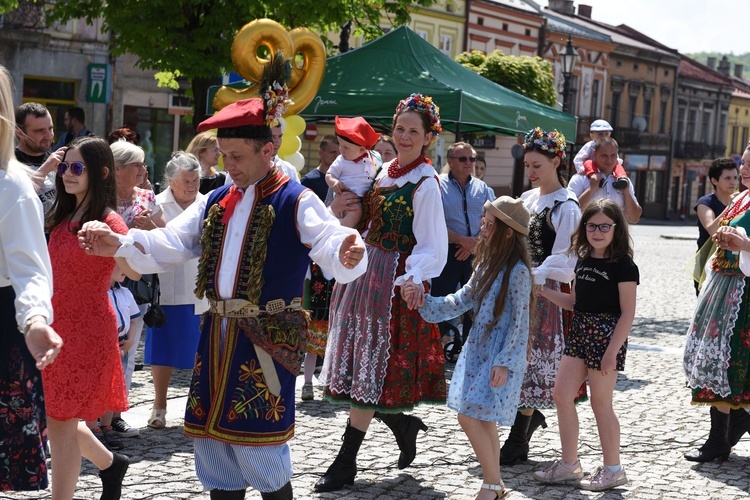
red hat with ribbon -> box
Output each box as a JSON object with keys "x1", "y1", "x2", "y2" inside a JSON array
[
  {"x1": 197, "y1": 98, "x2": 272, "y2": 142},
  {"x1": 335, "y1": 116, "x2": 381, "y2": 150}
]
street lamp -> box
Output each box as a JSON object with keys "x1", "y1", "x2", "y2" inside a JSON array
[{"x1": 559, "y1": 35, "x2": 578, "y2": 115}]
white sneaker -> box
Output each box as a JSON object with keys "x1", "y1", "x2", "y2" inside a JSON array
[
  {"x1": 577, "y1": 465, "x2": 628, "y2": 491},
  {"x1": 533, "y1": 459, "x2": 584, "y2": 483}
]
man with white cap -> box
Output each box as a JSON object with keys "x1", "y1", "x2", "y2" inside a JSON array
[
  {"x1": 568, "y1": 137, "x2": 642, "y2": 223},
  {"x1": 573, "y1": 119, "x2": 628, "y2": 189},
  {"x1": 77, "y1": 97, "x2": 368, "y2": 500}
]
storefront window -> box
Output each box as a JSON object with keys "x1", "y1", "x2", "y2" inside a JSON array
[{"x1": 123, "y1": 105, "x2": 193, "y2": 191}]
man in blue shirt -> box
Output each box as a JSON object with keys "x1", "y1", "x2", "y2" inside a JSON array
[{"x1": 432, "y1": 142, "x2": 495, "y2": 345}]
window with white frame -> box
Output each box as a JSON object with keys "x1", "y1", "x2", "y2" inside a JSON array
[
  {"x1": 440, "y1": 35, "x2": 453, "y2": 56},
  {"x1": 416, "y1": 30, "x2": 429, "y2": 41}
]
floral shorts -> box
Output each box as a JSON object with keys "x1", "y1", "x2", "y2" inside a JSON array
[{"x1": 564, "y1": 311, "x2": 627, "y2": 371}]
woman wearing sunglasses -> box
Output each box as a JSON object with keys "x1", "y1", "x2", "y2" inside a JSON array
[
  {"x1": 499, "y1": 128, "x2": 581, "y2": 466},
  {"x1": 42, "y1": 136, "x2": 132, "y2": 499}
]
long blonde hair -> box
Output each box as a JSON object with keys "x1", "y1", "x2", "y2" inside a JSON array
[
  {"x1": 472, "y1": 219, "x2": 534, "y2": 337},
  {"x1": 0, "y1": 65, "x2": 16, "y2": 170}
]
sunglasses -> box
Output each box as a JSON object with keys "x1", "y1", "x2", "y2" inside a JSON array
[
  {"x1": 449, "y1": 156, "x2": 477, "y2": 163},
  {"x1": 585, "y1": 223, "x2": 616, "y2": 233},
  {"x1": 57, "y1": 161, "x2": 87, "y2": 176}
]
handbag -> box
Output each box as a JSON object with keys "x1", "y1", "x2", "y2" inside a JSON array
[{"x1": 125, "y1": 274, "x2": 159, "y2": 305}]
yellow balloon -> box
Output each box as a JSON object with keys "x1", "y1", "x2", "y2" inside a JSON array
[
  {"x1": 285, "y1": 115, "x2": 306, "y2": 136},
  {"x1": 278, "y1": 135, "x2": 301, "y2": 157}
]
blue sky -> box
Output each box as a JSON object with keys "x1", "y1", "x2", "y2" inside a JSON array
[{"x1": 540, "y1": 0, "x2": 743, "y2": 54}]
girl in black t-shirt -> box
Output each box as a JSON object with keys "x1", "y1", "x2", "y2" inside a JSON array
[{"x1": 533, "y1": 199, "x2": 638, "y2": 492}]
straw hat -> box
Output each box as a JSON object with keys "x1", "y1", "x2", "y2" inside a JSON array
[{"x1": 483, "y1": 196, "x2": 530, "y2": 235}]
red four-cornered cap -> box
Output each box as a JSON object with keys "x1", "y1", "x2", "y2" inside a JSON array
[{"x1": 335, "y1": 116, "x2": 381, "y2": 149}]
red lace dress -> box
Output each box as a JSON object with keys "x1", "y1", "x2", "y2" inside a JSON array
[{"x1": 42, "y1": 212, "x2": 129, "y2": 421}]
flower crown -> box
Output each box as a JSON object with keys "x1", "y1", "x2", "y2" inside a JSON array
[
  {"x1": 394, "y1": 93, "x2": 442, "y2": 138},
  {"x1": 523, "y1": 127, "x2": 566, "y2": 158}
]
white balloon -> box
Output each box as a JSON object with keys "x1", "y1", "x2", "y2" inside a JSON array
[{"x1": 283, "y1": 152, "x2": 305, "y2": 172}]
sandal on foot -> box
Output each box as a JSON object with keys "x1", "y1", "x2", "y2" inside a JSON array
[
  {"x1": 481, "y1": 481, "x2": 508, "y2": 499},
  {"x1": 147, "y1": 408, "x2": 166, "y2": 429}
]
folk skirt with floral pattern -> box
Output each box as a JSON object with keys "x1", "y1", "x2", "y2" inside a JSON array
[
  {"x1": 0, "y1": 287, "x2": 48, "y2": 491},
  {"x1": 321, "y1": 246, "x2": 446, "y2": 411},
  {"x1": 304, "y1": 262, "x2": 334, "y2": 357},
  {"x1": 684, "y1": 268, "x2": 750, "y2": 408}
]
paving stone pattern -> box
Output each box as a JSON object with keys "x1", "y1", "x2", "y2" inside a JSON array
[{"x1": 9, "y1": 224, "x2": 750, "y2": 499}]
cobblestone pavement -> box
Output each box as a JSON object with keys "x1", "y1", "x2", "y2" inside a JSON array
[{"x1": 9, "y1": 223, "x2": 750, "y2": 499}]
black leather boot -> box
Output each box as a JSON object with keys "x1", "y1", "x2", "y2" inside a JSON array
[
  {"x1": 500, "y1": 412, "x2": 532, "y2": 465},
  {"x1": 729, "y1": 408, "x2": 750, "y2": 447},
  {"x1": 527, "y1": 409, "x2": 547, "y2": 442},
  {"x1": 375, "y1": 412, "x2": 428, "y2": 469},
  {"x1": 685, "y1": 407, "x2": 731, "y2": 462},
  {"x1": 209, "y1": 489, "x2": 245, "y2": 500},
  {"x1": 99, "y1": 452, "x2": 129, "y2": 500},
  {"x1": 314, "y1": 421, "x2": 366, "y2": 492},
  {"x1": 260, "y1": 481, "x2": 292, "y2": 500}
]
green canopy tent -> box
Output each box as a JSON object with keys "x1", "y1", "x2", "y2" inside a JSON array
[{"x1": 300, "y1": 26, "x2": 576, "y2": 139}]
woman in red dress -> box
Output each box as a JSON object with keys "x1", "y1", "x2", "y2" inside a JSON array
[{"x1": 42, "y1": 137, "x2": 130, "y2": 500}]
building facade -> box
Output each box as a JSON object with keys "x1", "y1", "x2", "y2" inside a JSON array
[
  {"x1": 671, "y1": 57, "x2": 732, "y2": 219},
  {"x1": 0, "y1": 1, "x2": 191, "y2": 186}
]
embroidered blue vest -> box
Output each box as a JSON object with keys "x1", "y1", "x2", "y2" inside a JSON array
[{"x1": 185, "y1": 169, "x2": 312, "y2": 445}]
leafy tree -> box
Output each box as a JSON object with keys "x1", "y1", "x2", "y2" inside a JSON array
[
  {"x1": 456, "y1": 50, "x2": 557, "y2": 107},
  {"x1": 44, "y1": 0, "x2": 436, "y2": 127}
]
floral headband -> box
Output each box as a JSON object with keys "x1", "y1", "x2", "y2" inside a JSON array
[
  {"x1": 394, "y1": 93, "x2": 442, "y2": 138},
  {"x1": 523, "y1": 127, "x2": 566, "y2": 158}
]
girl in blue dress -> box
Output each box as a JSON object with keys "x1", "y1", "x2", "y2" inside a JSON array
[{"x1": 417, "y1": 196, "x2": 533, "y2": 500}]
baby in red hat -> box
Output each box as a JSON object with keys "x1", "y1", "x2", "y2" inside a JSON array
[{"x1": 326, "y1": 116, "x2": 382, "y2": 227}]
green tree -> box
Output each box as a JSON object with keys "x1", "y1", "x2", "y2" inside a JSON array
[
  {"x1": 44, "y1": 0, "x2": 436, "y2": 127},
  {"x1": 456, "y1": 50, "x2": 558, "y2": 107}
]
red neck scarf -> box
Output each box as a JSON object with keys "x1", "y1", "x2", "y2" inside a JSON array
[{"x1": 218, "y1": 185, "x2": 243, "y2": 223}]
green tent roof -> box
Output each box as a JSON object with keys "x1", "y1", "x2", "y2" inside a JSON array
[{"x1": 301, "y1": 26, "x2": 576, "y2": 139}]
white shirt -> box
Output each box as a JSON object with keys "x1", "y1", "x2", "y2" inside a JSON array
[
  {"x1": 108, "y1": 284, "x2": 140, "y2": 338},
  {"x1": 567, "y1": 169, "x2": 637, "y2": 211},
  {"x1": 273, "y1": 157, "x2": 299, "y2": 183},
  {"x1": 373, "y1": 161, "x2": 448, "y2": 286},
  {"x1": 154, "y1": 187, "x2": 209, "y2": 313},
  {"x1": 0, "y1": 163, "x2": 53, "y2": 327},
  {"x1": 521, "y1": 187, "x2": 581, "y2": 285},
  {"x1": 115, "y1": 177, "x2": 367, "y2": 299},
  {"x1": 327, "y1": 153, "x2": 377, "y2": 197}
]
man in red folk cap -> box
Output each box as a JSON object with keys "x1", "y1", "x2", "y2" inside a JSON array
[
  {"x1": 77, "y1": 97, "x2": 367, "y2": 500},
  {"x1": 325, "y1": 115, "x2": 381, "y2": 227}
]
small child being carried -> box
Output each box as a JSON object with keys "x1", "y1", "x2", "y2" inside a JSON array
[
  {"x1": 325, "y1": 116, "x2": 382, "y2": 227},
  {"x1": 574, "y1": 119, "x2": 628, "y2": 190}
]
